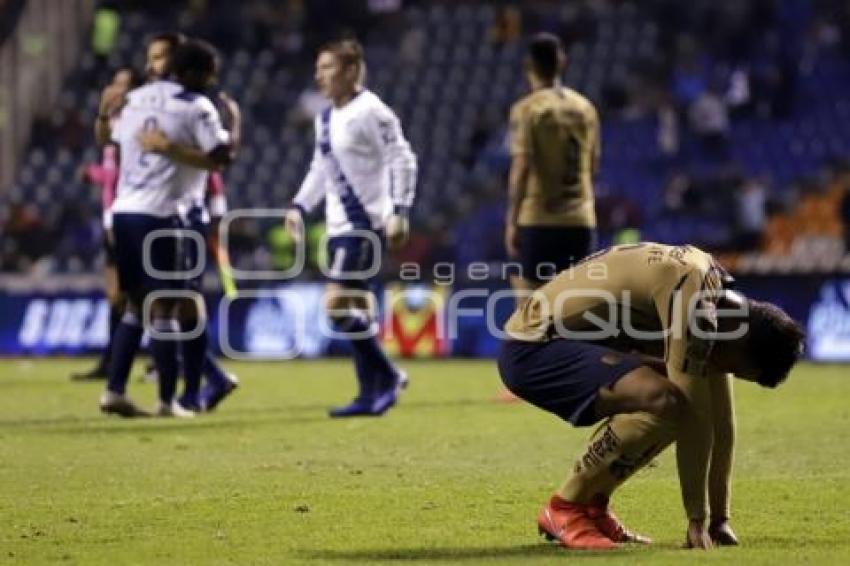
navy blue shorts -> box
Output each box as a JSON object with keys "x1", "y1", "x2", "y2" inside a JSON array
[
  {"x1": 497, "y1": 339, "x2": 643, "y2": 427},
  {"x1": 181, "y1": 209, "x2": 209, "y2": 291},
  {"x1": 112, "y1": 213, "x2": 183, "y2": 297},
  {"x1": 517, "y1": 226, "x2": 596, "y2": 283},
  {"x1": 326, "y1": 231, "x2": 385, "y2": 289}
]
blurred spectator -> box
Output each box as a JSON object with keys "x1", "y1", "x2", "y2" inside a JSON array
[
  {"x1": 688, "y1": 81, "x2": 730, "y2": 160},
  {"x1": 2, "y1": 203, "x2": 53, "y2": 270},
  {"x1": 663, "y1": 173, "x2": 691, "y2": 215},
  {"x1": 491, "y1": 6, "x2": 522, "y2": 46},
  {"x1": 725, "y1": 66, "x2": 753, "y2": 118},
  {"x1": 91, "y1": 1, "x2": 120, "y2": 64},
  {"x1": 671, "y1": 36, "x2": 707, "y2": 107},
  {"x1": 735, "y1": 178, "x2": 767, "y2": 251},
  {"x1": 657, "y1": 98, "x2": 680, "y2": 159},
  {"x1": 399, "y1": 24, "x2": 425, "y2": 66}
]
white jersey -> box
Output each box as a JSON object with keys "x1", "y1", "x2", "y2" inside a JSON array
[
  {"x1": 292, "y1": 89, "x2": 417, "y2": 236},
  {"x1": 178, "y1": 172, "x2": 229, "y2": 227},
  {"x1": 111, "y1": 80, "x2": 230, "y2": 217}
]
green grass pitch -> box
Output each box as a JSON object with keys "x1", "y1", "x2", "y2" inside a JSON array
[{"x1": 1, "y1": 359, "x2": 849, "y2": 565}]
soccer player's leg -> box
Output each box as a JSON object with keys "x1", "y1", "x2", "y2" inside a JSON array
[
  {"x1": 190, "y1": 218, "x2": 239, "y2": 412},
  {"x1": 141, "y1": 216, "x2": 193, "y2": 418},
  {"x1": 556, "y1": 365, "x2": 685, "y2": 544},
  {"x1": 498, "y1": 339, "x2": 657, "y2": 549},
  {"x1": 176, "y1": 294, "x2": 206, "y2": 411},
  {"x1": 100, "y1": 215, "x2": 149, "y2": 417},
  {"x1": 177, "y1": 292, "x2": 238, "y2": 413},
  {"x1": 147, "y1": 296, "x2": 187, "y2": 416},
  {"x1": 171, "y1": 218, "x2": 233, "y2": 412},
  {"x1": 73, "y1": 236, "x2": 124, "y2": 381},
  {"x1": 324, "y1": 234, "x2": 404, "y2": 418},
  {"x1": 324, "y1": 283, "x2": 403, "y2": 417}
]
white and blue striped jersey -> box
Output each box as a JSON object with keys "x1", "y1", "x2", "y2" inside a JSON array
[
  {"x1": 111, "y1": 80, "x2": 230, "y2": 217},
  {"x1": 293, "y1": 89, "x2": 417, "y2": 236}
]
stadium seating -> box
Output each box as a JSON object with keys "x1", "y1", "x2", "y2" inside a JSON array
[{"x1": 2, "y1": 1, "x2": 849, "y2": 274}]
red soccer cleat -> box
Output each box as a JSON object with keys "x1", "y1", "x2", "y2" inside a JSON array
[
  {"x1": 586, "y1": 495, "x2": 652, "y2": 544},
  {"x1": 537, "y1": 496, "x2": 619, "y2": 550}
]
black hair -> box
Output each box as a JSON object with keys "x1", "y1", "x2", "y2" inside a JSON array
[
  {"x1": 171, "y1": 38, "x2": 219, "y2": 90},
  {"x1": 746, "y1": 299, "x2": 805, "y2": 388},
  {"x1": 146, "y1": 31, "x2": 186, "y2": 52},
  {"x1": 527, "y1": 32, "x2": 565, "y2": 80}
]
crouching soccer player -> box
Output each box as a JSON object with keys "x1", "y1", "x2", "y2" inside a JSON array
[
  {"x1": 285, "y1": 39, "x2": 417, "y2": 417},
  {"x1": 498, "y1": 243, "x2": 804, "y2": 549}
]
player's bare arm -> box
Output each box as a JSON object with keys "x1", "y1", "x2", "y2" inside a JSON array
[
  {"x1": 218, "y1": 92, "x2": 242, "y2": 157},
  {"x1": 505, "y1": 151, "x2": 530, "y2": 258},
  {"x1": 136, "y1": 127, "x2": 225, "y2": 170},
  {"x1": 94, "y1": 83, "x2": 127, "y2": 146}
]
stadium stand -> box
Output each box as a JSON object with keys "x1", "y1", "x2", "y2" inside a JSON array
[{"x1": 2, "y1": 0, "x2": 850, "y2": 275}]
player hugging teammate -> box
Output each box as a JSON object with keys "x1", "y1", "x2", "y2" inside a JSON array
[{"x1": 95, "y1": 35, "x2": 241, "y2": 417}]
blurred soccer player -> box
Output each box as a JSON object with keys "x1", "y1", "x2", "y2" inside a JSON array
[
  {"x1": 71, "y1": 66, "x2": 143, "y2": 381},
  {"x1": 505, "y1": 33, "x2": 599, "y2": 291},
  {"x1": 286, "y1": 39, "x2": 417, "y2": 418},
  {"x1": 97, "y1": 39, "x2": 237, "y2": 417},
  {"x1": 136, "y1": 34, "x2": 242, "y2": 412},
  {"x1": 499, "y1": 33, "x2": 601, "y2": 401},
  {"x1": 98, "y1": 32, "x2": 241, "y2": 411},
  {"x1": 498, "y1": 243, "x2": 804, "y2": 549}
]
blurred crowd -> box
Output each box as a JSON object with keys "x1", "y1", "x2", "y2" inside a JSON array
[{"x1": 3, "y1": 0, "x2": 850, "y2": 276}]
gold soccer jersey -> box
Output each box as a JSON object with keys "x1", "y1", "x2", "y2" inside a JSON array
[
  {"x1": 504, "y1": 243, "x2": 727, "y2": 376},
  {"x1": 509, "y1": 87, "x2": 599, "y2": 228}
]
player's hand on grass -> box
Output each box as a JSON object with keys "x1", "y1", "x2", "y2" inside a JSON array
[
  {"x1": 686, "y1": 519, "x2": 713, "y2": 550},
  {"x1": 386, "y1": 213, "x2": 410, "y2": 250},
  {"x1": 98, "y1": 83, "x2": 127, "y2": 118},
  {"x1": 709, "y1": 518, "x2": 739, "y2": 546},
  {"x1": 504, "y1": 223, "x2": 519, "y2": 259},
  {"x1": 136, "y1": 127, "x2": 172, "y2": 154},
  {"x1": 284, "y1": 207, "x2": 305, "y2": 243}
]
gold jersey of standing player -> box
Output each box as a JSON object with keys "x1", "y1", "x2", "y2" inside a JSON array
[{"x1": 509, "y1": 85, "x2": 600, "y2": 228}]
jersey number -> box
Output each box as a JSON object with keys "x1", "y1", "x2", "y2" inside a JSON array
[{"x1": 138, "y1": 116, "x2": 159, "y2": 168}]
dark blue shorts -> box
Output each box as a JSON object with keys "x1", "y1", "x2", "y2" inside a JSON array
[
  {"x1": 497, "y1": 339, "x2": 643, "y2": 427},
  {"x1": 517, "y1": 226, "x2": 596, "y2": 283},
  {"x1": 181, "y1": 209, "x2": 209, "y2": 291},
  {"x1": 112, "y1": 213, "x2": 183, "y2": 297},
  {"x1": 326, "y1": 231, "x2": 385, "y2": 289}
]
